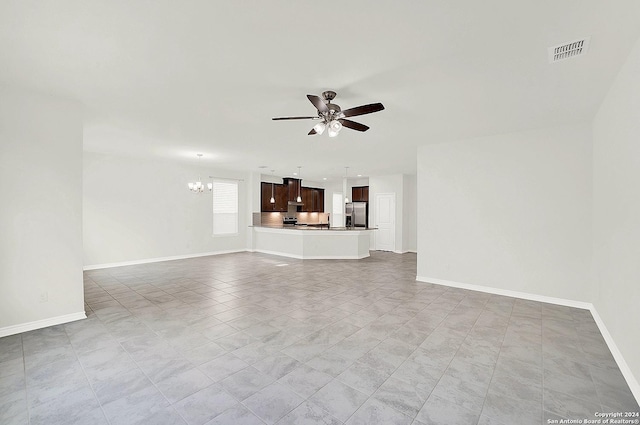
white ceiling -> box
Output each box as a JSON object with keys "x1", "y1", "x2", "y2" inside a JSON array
[{"x1": 2, "y1": 1, "x2": 639, "y2": 181}]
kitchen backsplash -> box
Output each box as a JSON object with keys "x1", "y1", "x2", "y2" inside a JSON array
[{"x1": 254, "y1": 212, "x2": 330, "y2": 227}]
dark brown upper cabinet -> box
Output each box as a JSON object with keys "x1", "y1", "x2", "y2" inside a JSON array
[
  {"x1": 283, "y1": 178, "x2": 302, "y2": 202},
  {"x1": 275, "y1": 184, "x2": 288, "y2": 210},
  {"x1": 260, "y1": 182, "x2": 289, "y2": 212},
  {"x1": 261, "y1": 182, "x2": 273, "y2": 212},
  {"x1": 352, "y1": 186, "x2": 369, "y2": 203},
  {"x1": 314, "y1": 188, "x2": 324, "y2": 212},
  {"x1": 261, "y1": 179, "x2": 324, "y2": 212},
  {"x1": 302, "y1": 187, "x2": 325, "y2": 212},
  {"x1": 301, "y1": 187, "x2": 313, "y2": 212}
]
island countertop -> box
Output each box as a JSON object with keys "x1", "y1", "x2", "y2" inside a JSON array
[
  {"x1": 250, "y1": 226, "x2": 374, "y2": 259},
  {"x1": 249, "y1": 225, "x2": 376, "y2": 232}
]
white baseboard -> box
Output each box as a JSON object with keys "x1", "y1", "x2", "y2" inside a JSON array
[
  {"x1": 393, "y1": 250, "x2": 418, "y2": 254},
  {"x1": 0, "y1": 311, "x2": 86, "y2": 338},
  {"x1": 416, "y1": 275, "x2": 639, "y2": 404},
  {"x1": 83, "y1": 249, "x2": 248, "y2": 270},
  {"x1": 415, "y1": 275, "x2": 592, "y2": 310},
  {"x1": 589, "y1": 308, "x2": 640, "y2": 402}
]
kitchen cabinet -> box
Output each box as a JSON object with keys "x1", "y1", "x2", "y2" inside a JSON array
[
  {"x1": 275, "y1": 184, "x2": 288, "y2": 211},
  {"x1": 309, "y1": 187, "x2": 325, "y2": 212},
  {"x1": 261, "y1": 179, "x2": 324, "y2": 212},
  {"x1": 261, "y1": 182, "x2": 273, "y2": 211},
  {"x1": 352, "y1": 186, "x2": 369, "y2": 202},
  {"x1": 313, "y1": 189, "x2": 324, "y2": 212},
  {"x1": 261, "y1": 182, "x2": 288, "y2": 212},
  {"x1": 301, "y1": 187, "x2": 313, "y2": 212},
  {"x1": 283, "y1": 178, "x2": 301, "y2": 202},
  {"x1": 299, "y1": 186, "x2": 325, "y2": 212}
]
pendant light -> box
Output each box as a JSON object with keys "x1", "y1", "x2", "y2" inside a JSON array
[
  {"x1": 188, "y1": 154, "x2": 212, "y2": 193},
  {"x1": 270, "y1": 170, "x2": 275, "y2": 204},
  {"x1": 344, "y1": 166, "x2": 350, "y2": 203},
  {"x1": 296, "y1": 166, "x2": 302, "y2": 203}
]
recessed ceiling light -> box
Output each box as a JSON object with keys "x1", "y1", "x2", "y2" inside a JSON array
[
  {"x1": 323, "y1": 177, "x2": 327, "y2": 180},
  {"x1": 357, "y1": 174, "x2": 362, "y2": 177},
  {"x1": 293, "y1": 172, "x2": 298, "y2": 176}
]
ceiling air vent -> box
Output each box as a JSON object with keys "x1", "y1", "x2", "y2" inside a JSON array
[{"x1": 548, "y1": 37, "x2": 590, "y2": 63}]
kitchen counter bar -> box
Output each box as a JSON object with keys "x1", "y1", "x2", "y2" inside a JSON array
[
  {"x1": 251, "y1": 226, "x2": 373, "y2": 259},
  {"x1": 250, "y1": 225, "x2": 375, "y2": 231}
]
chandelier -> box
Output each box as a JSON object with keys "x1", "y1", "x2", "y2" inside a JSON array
[{"x1": 187, "y1": 154, "x2": 212, "y2": 193}]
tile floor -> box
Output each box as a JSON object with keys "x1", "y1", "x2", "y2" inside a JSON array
[{"x1": 1, "y1": 251, "x2": 638, "y2": 425}]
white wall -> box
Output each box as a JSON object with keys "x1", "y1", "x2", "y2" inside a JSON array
[
  {"x1": 323, "y1": 180, "x2": 343, "y2": 224},
  {"x1": 83, "y1": 152, "x2": 249, "y2": 267},
  {"x1": 402, "y1": 174, "x2": 417, "y2": 253},
  {"x1": 260, "y1": 174, "x2": 282, "y2": 185},
  {"x1": 417, "y1": 124, "x2": 593, "y2": 302},
  {"x1": 259, "y1": 174, "x2": 325, "y2": 189},
  {"x1": 593, "y1": 36, "x2": 640, "y2": 385},
  {"x1": 302, "y1": 178, "x2": 326, "y2": 190},
  {"x1": 247, "y1": 171, "x2": 262, "y2": 249},
  {"x1": 0, "y1": 87, "x2": 84, "y2": 334}
]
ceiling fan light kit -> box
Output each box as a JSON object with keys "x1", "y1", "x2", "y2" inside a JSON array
[
  {"x1": 272, "y1": 90, "x2": 384, "y2": 137},
  {"x1": 313, "y1": 122, "x2": 326, "y2": 135},
  {"x1": 328, "y1": 120, "x2": 342, "y2": 138}
]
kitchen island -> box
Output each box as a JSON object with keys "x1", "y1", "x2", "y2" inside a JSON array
[{"x1": 251, "y1": 226, "x2": 374, "y2": 260}]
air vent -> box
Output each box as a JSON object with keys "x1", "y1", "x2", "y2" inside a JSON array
[{"x1": 548, "y1": 37, "x2": 590, "y2": 63}]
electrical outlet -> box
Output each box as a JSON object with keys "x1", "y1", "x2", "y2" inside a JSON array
[{"x1": 39, "y1": 291, "x2": 48, "y2": 303}]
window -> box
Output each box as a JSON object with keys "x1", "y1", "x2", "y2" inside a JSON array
[
  {"x1": 212, "y1": 181, "x2": 238, "y2": 235},
  {"x1": 332, "y1": 192, "x2": 343, "y2": 227}
]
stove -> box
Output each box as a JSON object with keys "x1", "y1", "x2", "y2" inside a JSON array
[{"x1": 283, "y1": 217, "x2": 297, "y2": 225}]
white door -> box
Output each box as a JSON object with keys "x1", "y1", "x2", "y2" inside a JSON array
[{"x1": 375, "y1": 193, "x2": 395, "y2": 251}]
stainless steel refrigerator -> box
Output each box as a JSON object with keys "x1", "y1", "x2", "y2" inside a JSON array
[{"x1": 345, "y1": 202, "x2": 368, "y2": 228}]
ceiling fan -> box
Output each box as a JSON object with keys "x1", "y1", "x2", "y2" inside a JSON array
[{"x1": 272, "y1": 90, "x2": 384, "y2": 137}]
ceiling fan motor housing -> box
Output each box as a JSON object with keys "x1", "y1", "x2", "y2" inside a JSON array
[
  {"x1": 322, "y1": 90, "x2": 337, "y2": 102},
  {"x1": 327, "y1": 103, "x2": 341, "y2": 113},
  {"x1": 322, "y1": 91, "x2": 341, "y2": 121},
  {"x1": 318, "y1": 105, "x2": 342, "y2": 124}
]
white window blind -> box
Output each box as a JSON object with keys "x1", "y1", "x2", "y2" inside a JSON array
[
  {"x1": 332, "y1": 192, "x2": 343, "y2": 227},
  {"x1": 212, "y1": 181, "x2": 238, "y2": 235}
]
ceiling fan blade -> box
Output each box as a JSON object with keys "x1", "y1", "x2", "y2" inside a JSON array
[
  {"x1": 339, "y1": 119, "x2": 369, "y2": 132},
  {"x1": 307, "y1": 94, "x2": 329, "y2": 113},
  {"x1": 341, "y1": 102, "x2": 385, "y2": 118},
  {"x1": 272, "y1": 116, "x2": 317, "y2": 120},
  {"x1": 308, "y1": 128, "x2": 317, "y2": 135}
]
